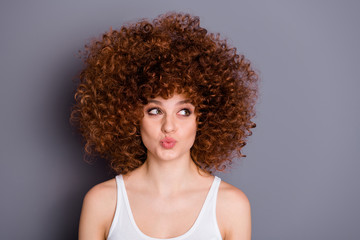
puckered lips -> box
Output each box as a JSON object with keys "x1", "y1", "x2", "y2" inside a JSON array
[{"x1": 160, "y1": 137, "x2": 177, "y2": 149}]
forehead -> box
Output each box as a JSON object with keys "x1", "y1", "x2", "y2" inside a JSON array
[{"x1": 147, "y1": 94, "x2": 193, "y2": 105}]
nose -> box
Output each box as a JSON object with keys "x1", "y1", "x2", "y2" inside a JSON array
[{"x1": 161, "y1": 114, "x2": 176, "y2": 133}]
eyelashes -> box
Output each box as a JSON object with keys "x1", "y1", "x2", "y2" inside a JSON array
[
  {"x1": 146, "y1": 107, "x2": 192, "y2": 116},
  {"x1": 178, "y1": 109, "x2": 191, "y2": 116},
  {"x1": 147, "y1": 108, "x2": 161, "y2": 115}
]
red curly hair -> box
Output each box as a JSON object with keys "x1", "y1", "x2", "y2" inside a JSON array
[{"x1": 71, "y1": 12, "x2": 258, "y2": 174}]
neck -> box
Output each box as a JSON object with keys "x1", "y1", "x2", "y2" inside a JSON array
[{"x1": 136, "y1": 152, "x2": 206, "y2": 197}]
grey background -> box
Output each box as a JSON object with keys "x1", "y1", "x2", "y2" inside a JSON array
[{"x1": 1, "y1": 0, "x2": 359, "y2": 239}]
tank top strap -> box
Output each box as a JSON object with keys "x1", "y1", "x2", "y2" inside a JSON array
[
  {"x1": 201, "y1": 175, "x2": 221, "y2": 212},
  {"x1": 196, "y1": 175, "x2": 222, "y2": 230},
  {"x1": 209, "y1": 176, "x2": 221, "y2": 200},
  {"x1": 107, "y1": 175, "x2": 125, "y2": 238}
]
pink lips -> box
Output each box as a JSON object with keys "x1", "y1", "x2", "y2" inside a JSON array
[{"x1": 160, "y1": 137, "x2": 177, "y2": 149}]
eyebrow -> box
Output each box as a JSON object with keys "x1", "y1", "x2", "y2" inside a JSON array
[{"x1": 147, "y1": 99, "x2": 193, "y2": 105}]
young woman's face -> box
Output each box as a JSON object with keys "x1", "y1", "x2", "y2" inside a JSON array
[{"x1": 140, "y1": 94, "x2": 197, "y2": 163}]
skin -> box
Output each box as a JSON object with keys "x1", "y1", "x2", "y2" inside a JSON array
[{"x1": 78, "y1": 94, "x2": 251, "y2": 240}]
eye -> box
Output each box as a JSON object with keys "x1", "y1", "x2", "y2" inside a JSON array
[
  {"x1": 147, "y1": 108, "x2": 162, "y2": 115},
  {"x1": 178, "y1": 109, "x2": 191, "y2": 116}
]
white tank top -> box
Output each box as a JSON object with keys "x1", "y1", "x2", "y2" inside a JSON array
[{"x1": 107, "y1": 174, "x2": 223, "y2": 240}]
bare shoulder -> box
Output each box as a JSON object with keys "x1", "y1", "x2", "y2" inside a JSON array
[
  {"x1": 217, "y1": 180, "x2": 251, "y2": 240},
  {"x1": 83, "y1": 178, "x2": 117, "y2": 206},
  {"x1": 217, "y1": 180, "x2": 251, "y2": 212},
  {"x1": 79, "y1": 178, "x2": 117, "y2": 240}
]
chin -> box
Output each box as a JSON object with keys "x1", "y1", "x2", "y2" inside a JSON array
[
  {"x1": 158, "y1": 152, "x2": 179, "y2": 161},
  {"x1": 154, "y1": 149, "x2": 185, "y2": 161}
]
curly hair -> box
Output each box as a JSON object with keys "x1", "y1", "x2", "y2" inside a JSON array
[{"x1": 70, "y1": 12, "x2": 258, "y2": 174}]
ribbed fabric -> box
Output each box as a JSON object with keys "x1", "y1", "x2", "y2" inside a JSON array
[{"x1": 107, "y1": 174, "x2": 222, "y2": 240}]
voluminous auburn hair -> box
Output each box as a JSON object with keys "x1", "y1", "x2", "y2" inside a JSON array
[{"x1": 71, "y1": 12, "x2": 258, "y2": 174}]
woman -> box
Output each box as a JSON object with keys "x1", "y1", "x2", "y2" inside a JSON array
[{"x1": 72, "y1": 12, "x2": 258, "y2": 240}]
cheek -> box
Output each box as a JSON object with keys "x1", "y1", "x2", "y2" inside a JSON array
[
  {"x1": 140, "y1": 119, "x2": 158, "y2": 147},
  {"x1": 139, "y1": 121, "x2": 148, "y2": 141},
  {"x1": 185, "y1": 120, "x2": 197, "y2": 140}
]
